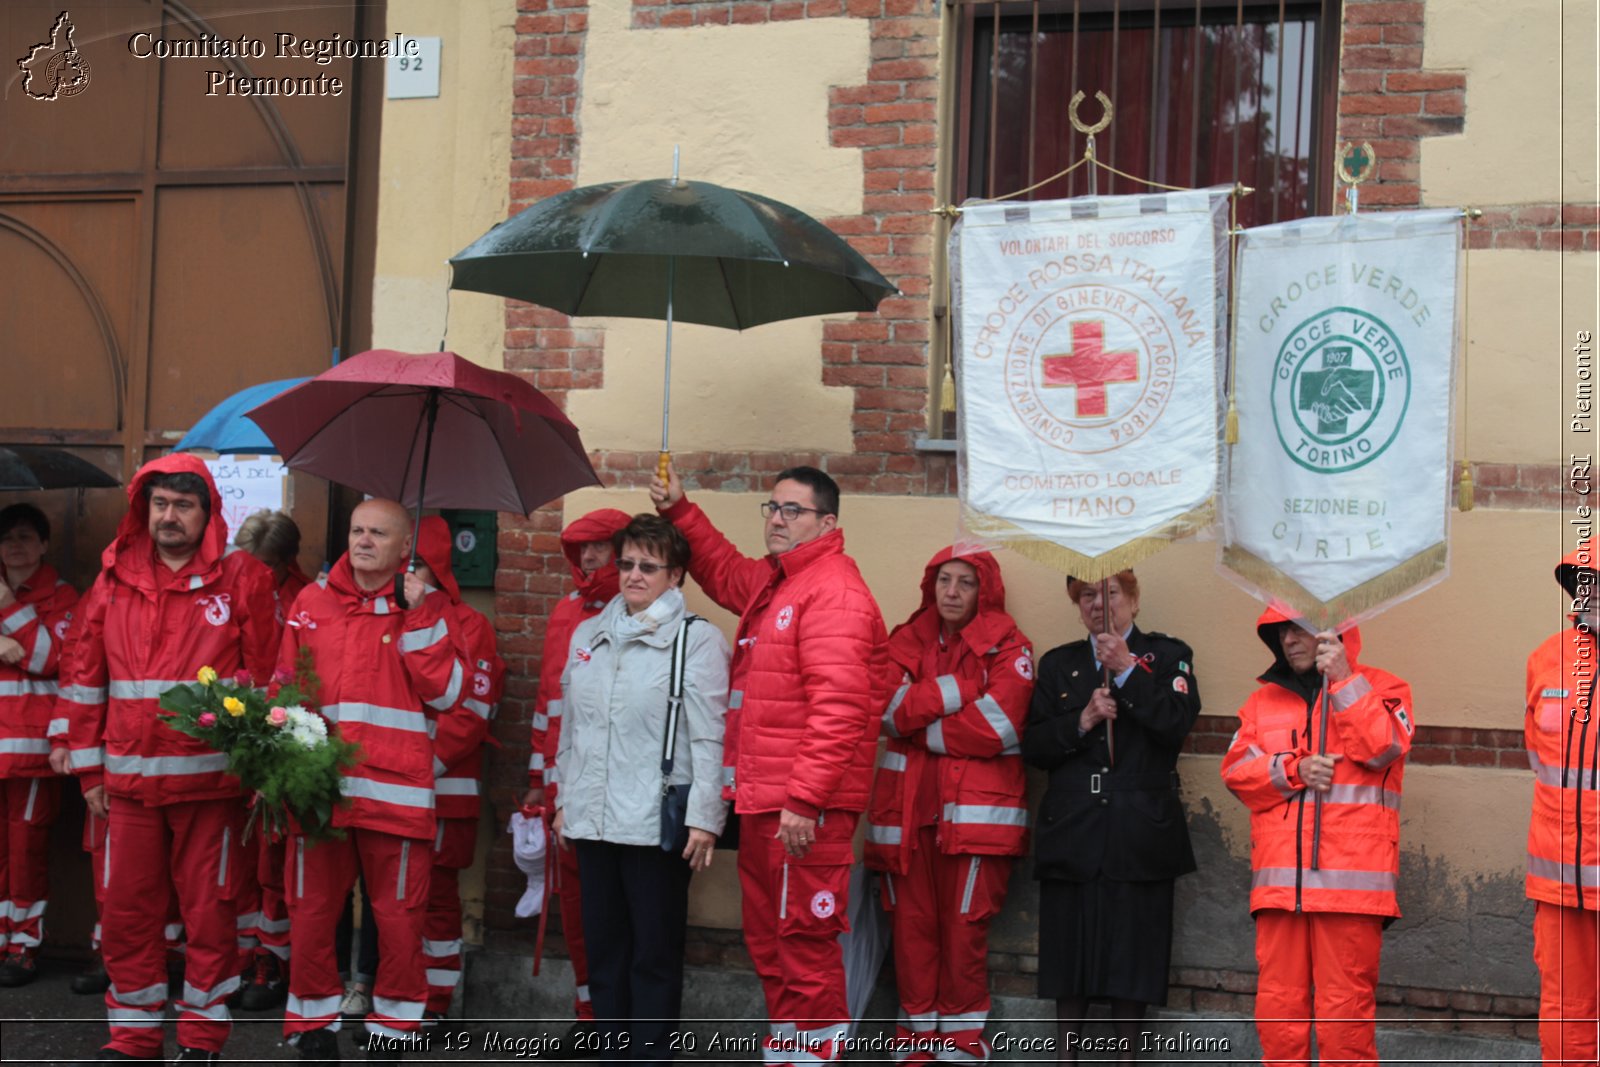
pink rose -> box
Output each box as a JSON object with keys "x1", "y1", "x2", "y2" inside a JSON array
[
  {"x1": 267, "y1": 707, "x2": 289, "y2": 728},
  {"x1": 233, "y1": 670, "x2": 254, "y2": 687},
  {"x1": 198, "y1": 712, "x2": 217, "y2": 727},
  {"x1": 271, "y1": 669, "x2": 295, "y2": 687}
]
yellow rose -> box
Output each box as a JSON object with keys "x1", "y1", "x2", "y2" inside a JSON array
[
  {"x1": 197, "y1": 666, "x2": 219, "y2": 687},
  {"x1": 223, "y1": 696, "x2": 246, "y2": 717}
]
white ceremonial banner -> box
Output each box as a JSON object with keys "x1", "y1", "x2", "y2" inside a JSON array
[
  {"x1": 953, "y1": 189, "x2": 1230, "y2": 577},
  {"x1": 1222, "y1": 208, "x2": 1461, "y2": 629}
]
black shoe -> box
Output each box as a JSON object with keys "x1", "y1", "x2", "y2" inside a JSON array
[
  {"x1": 296, "y1": 1027, "x2": 342, "y2": 1064},
  {"x1": 72, "y1": 956, "x2": 111, "y2": 995},
  {"x1": 171, "y1": 1048, "x2": 221, "y2": 1064},
  {"x1": 237, "y1": 952, "x2": 287, "y2": 1012},
  {"x1": 0, "y1": 949, "x2": 38, "y2": 987}
]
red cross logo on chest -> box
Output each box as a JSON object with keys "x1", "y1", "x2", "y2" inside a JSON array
[{"x1": 1041, "y1": 320, "x2": 1139, "y2": 417}]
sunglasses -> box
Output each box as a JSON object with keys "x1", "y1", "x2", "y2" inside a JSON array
[{"x1": 616, "y1": 559, "x2": 669, "y2": 576}]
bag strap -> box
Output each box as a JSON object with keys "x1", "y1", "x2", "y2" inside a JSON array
[{"x1": 661, "y1": 615, "x2": 700, "y2": 777}]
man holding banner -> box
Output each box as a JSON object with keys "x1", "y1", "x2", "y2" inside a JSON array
[
  {"x1": 1524, "y1": 537, "x2": 1600, "y2": 1067},
  {"x1": 1221, "y1": 607, "x2": 1414, "y2": 1066}
]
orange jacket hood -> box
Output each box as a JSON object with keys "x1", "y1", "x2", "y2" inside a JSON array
[
  {"x1": 1254, "y1": 602, "x2": 1363, "y2": 679},
  {"x1": 1557, "y1": 536, "x2": 1597, "y2": 603}
]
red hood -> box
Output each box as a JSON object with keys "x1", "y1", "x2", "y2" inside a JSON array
[
  {"x1": 104, "y1": 453, "x2": 228, "y2": 583},
  {"x1": 416, "y1": 515, "x2": 461, "y2": 604},
  {"x1": 1255, "y1": 603, "x2": 1362, "y2": 675},
  {"x1": 561, "y1": 508, "x2": 631, "y2": 600},
  {"x1": 892, "y1": 547, "x2": 1016, "y2": 658},
  {"x1": 1557, "y1": 536, "x2": 1597, "y2": 603}
]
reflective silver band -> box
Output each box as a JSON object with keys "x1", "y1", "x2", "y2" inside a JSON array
[
  {"x1": 974, "y1": 694, "x2": 1019, "y2": 750},
  {"x1": 59, "y1": 684, "x2": 107, "y2": 706},
  {"x1": 941, "y1": 803, "x2": 1027, "y2": 827},
  {"x1": 879, "y1": 750, "x2": 907, "y2": 773},
  {"x1": 463, "y1": 698, "x2": 492, "y2": 720},
  {"x1": 0, "y1": 738, "x2": 50, "y2": 755},
  {"x1": 0, "y1": 604, "x2": 37, "y2": 635},
  {"x1": 435, "y1": 778, "x2": 479, "y2": 796},
  {"x1": 426, "y1": 661, "x2": 465, "y2": 712},
  {"x1": 1324, "y1": 783, "x2": 1402, "y2": 810},
  {"x1": 0, "y1": 679, "x2": 59, "y2": 698},
  {"x1": 866, "y1": 823, "x2": 902, "y2": 846},
  {"x1": 70, "y1": 746, "x2": 104, "y2": 769},
  {"x1": 1330, "y1": 675, "x2": 1374, "y2": 711},
  {"x1": 925, "y1": 719, "x2": 946, "y2": 754},
  {"x1": 531, "y1": 713, "x2": 549, "y2": 732},
  {"x1": 342, "y1": 775, "x2": 434, "y2": 810},
  {"x1": 324, "y1": 701, "x2": 432, "y2": 735},
  {"x1": 1528, "y1": 854, "x2": 1600, "y2": 889},
  {"x1": 108, "y1": 679, "x2": 192, "y2": 700},
  {"x1": 936, "y1": 675, "x2": 962, "y2": 714},
  {"x1": 104, "y1": 752, "x2": 229, "y2": 776},
  {"x1": 1530, "y1": 750, "x2": 1600, "y2": 789},
  {"x1": 1251, "y1": 866, "x2": 1396, "y2": 893},
  {"x1": 729, "y1": 689, "x2": 744, "y2": 711},
  {"x1": 400, "y1": 619, "x2": 449, "y2": 654}
]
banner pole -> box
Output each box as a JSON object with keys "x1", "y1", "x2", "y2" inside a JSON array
[
  {"x1": 1100, "y1": 577, "x2": 1114, "y2": 767},
  {"x1": 1311, "y1": 671, "x2": 1329, "y2": 870}
]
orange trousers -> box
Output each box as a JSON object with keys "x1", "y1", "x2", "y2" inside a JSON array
[
  {"x1": 1253, "y1": 909, "x2": 1383, "y2": 1067},
  {"x1": 1535, "y1": 900, "x2": 1600, "y2": 1066}
]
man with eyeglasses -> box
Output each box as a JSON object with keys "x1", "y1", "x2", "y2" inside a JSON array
[{"x1": 651, "y1": 461, "x2": 889, "y2": 1067}]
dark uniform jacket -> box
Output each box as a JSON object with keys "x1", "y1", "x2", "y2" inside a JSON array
[{"x1": 1023, "y1": 626, "x2": 1200, "y2": 882}]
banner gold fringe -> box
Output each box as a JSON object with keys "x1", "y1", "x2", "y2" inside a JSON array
[
  {"x1": 1219, "y1": 541, "x2": 1450, "y2": 631},
  {"x1": 965, "y1": 499, "x2": 1218, "y2": 581}
]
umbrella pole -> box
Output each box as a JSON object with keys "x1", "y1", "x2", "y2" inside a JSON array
[
  {"x1": 1311, "y1": 671, "x2": 1329, "y2": 870},
  {"x1": 1100, "y1": 577, "x2": 1115, "y2": 768},
  {"x1": 397, "y1": 387, "x2": 442, "y2": 610},
  {"x1": 658, "y1": 256, "x2": 676, "y2": 484}
]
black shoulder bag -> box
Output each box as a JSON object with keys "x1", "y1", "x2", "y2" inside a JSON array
[{"x1": 658, "y1": 616, "x2": 697, "y2": 852}]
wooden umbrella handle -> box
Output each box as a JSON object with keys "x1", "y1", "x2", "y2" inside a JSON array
[{"x1": 657, "y1": 451, "x2": 671, "y2": 484}]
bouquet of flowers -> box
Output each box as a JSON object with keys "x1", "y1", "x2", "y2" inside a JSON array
[{"x1": 158, "y1": 647, "x2": 360, "y2": 842}]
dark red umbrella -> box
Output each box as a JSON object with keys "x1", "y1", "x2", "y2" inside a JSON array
[{"x1": 248, "y1": 350, "x2": 599, "y2": 596}]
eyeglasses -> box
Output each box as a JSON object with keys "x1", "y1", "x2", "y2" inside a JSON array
[
  {"x1": 760, "y1": 501, "x2": 829, "y2": 521},
  {"x1": 616, "y1": 559, "x2": 668, "y2": 576}
]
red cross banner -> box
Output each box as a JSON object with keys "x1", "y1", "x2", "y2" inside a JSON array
[
  {"x1": 951, "y1": 189, "x2": 1231, "y2": 576},
  {"x1": 1221, "y1": 208, "x2": 1462, "y2": 629}
]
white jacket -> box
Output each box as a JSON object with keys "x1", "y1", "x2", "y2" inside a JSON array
[{"x1": 555, "y1": 587, "x2": 731, "y2": 846}]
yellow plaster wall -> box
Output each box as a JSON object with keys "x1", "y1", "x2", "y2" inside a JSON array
[
  {"x1": 1421, "y1": 0, "x2": 1597, "y2": 205},
  {"x1": 370, "y1": 0, "x2": 516, "y2": 366},
  {"x1": 563, "y1": 1, "x2": 873, "y2": 453}
]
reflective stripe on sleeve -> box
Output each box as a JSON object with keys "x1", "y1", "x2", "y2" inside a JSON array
[
  {"x1": 1329, "y1": 674, "x2": 1374, "y2": 711},
  {"x1": 400, "y1": 619, "x2": 448, "y2": 653},
  {"x1": 531, "y1": 713, "x2": 549, "y2": 733},
  {"x1": 435, "y1": 778, "x2": 479, "y2": 796},
  {"x1": 941, "y1": 803, "x2": 1027, "y2": 828},
  {"x1": 925, "y1": 720, "x2": 946, "y2": 754},
  {"x1": 1268, "y1": 753, "x2": 1298, "y2": 799},
  {"x1": 425, "y1": 661, "x2": 465, "y2": 712},
  {"x1": 879, "y1": 749, "x2": 907, "y2": 773},
  {"x1": 974, "y1": 694, "x2": 1019, "y2": 750},
  {"x1": 528, "y1": 751, "x2": 545, "y2": 772},
  {"x1": 27, "y1": 626, "x2": 51, "y2": 675},
  {"x1": 341, "y1": 775, "x2": 434, "y2": 810},
  {"x1": 936, "y1": 675, "x2": 962, "y2": 714},
  {"x1": 0, "y1": 679, "x2": 59, "y2": 699},
  {"x1": 865, "y1": 823, "x2": 902, "y2": 846},
  {"x1": 70, "y1": 746, "x2": 104, "y2": 770},
  {"x1": 462, "y1": 698, "x2": 492, "y2": 720},
  {"x1": 0, "y1": 604, "x2": 37, "y2": 635}
]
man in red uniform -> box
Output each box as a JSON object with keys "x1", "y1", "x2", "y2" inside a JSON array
[
  {"x1": 651, "y1": 462, "x2": 887, "y2": 1065},
  {"x1": 0, "y1": 503, "x2": 78, "y2": 985},
  {"x1": 413, "y1": 516, "x2": 504, "y2": 1022},
  {"x1": 277, "y1": 499, "x2": 465, "y2": 1062},
  {"x1": 1221, "y1": 606, "x2": 1414, "y2": 1067},
  {"x1": 1525, "y1": 536, "x2": 1600, "y2": 1066},
  {"x1": 60, "y1": 454, "x2": 279, "y2": 1064},
  {"x1": 520, "y1": 507, "x2": 629, "y2": 1041},
  {"x1": 864, "y1": 548, "x2": 1032, "y2": 1062}
]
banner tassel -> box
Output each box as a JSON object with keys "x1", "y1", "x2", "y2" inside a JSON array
[
  {"x1": 1225, "y1": 399, "x2": 1240, "y2": 444},
  {"x1": 1458, "y1": 464, "x2": 1475, "y2": 512},
  {"x1": 940, "y1": 367, "x2": 957, "y2": 413}
]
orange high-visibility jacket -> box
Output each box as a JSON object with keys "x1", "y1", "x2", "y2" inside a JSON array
[
  {"x1": 1221, "y1": 606, "x2": 1414, "y2": 918},
  {"x1": 1525, "y1": 536, "x2": 1600, "y2": 910}
]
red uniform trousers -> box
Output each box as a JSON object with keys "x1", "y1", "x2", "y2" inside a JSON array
[
  {"x1": 255, "y1": 835, "x2": 291, "y2": 962},
  {"x1": 554, "y1": 834, "x2": 595, "y2": 1019},
  {"x1": 101, "y1": 796, "x2": 245, "y2": 1058},
  {"x1": 739, "y1": 810, "x2": 856, "y2": 1065},
  {"x1": 423, "y1": 818, "x2": 476, "y2": 1014},
  {"x1": 1253, "y1": 909, "x2": 1383, "y2": 1067},
  {"x1": 1535, "y1": 901, "x2": 1600, "y2": 1066},
  {"x1": 881, "y1": 826, "x2": 1012, "y2": 1063},
  {"x1": 0, "y1": 777, "x2": 58, "y2": 951},
  {"x1": 284, "y1": 827, "x2": 431, "y2": 1042}
]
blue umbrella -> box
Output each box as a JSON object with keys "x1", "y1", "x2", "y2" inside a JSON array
[{"x1": 174, "y1": 378, "x2": 309, "y2": 454}]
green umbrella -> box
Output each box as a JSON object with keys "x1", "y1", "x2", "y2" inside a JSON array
[{"x1": 448, "y1": 158, "x2": 896, "y2": 474}]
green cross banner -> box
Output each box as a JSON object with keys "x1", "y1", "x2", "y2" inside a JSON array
[{"x1": 1221, "y1": 209, "x2": 1462, "y2": 630}]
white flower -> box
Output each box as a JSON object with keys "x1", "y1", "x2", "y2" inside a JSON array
[{"x1": 282, "y1": 705, "x2": 328, "y2": 749}]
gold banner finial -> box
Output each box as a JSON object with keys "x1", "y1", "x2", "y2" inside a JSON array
[{"x1": 1069, "y1": 90, "x2": 1114, "y2": 136}]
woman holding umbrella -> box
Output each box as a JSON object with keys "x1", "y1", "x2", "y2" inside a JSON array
[
  {"x1": 1022, "y1": 572, "x2": 1201, "y2": 1063},
  {"x1": 552, "y1": 514, "x2": 730, "y2": 1064}
]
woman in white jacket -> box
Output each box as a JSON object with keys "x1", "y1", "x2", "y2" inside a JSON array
[{"x1": 553, "y1": 513, "x2": 731, "y2": 1063}]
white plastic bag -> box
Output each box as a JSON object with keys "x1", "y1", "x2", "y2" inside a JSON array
[{"x1": 509, "y1": 810, "x2": 548, "y2": 919}]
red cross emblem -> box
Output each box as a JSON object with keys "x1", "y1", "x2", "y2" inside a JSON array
[{"x1": 1041, "y1": 321, "x2": 1139, "y2": 417}]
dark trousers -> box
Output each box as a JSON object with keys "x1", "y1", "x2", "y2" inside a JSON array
[{"x1": 573, "y1": 839, "x2": 693, "y2": 1064}]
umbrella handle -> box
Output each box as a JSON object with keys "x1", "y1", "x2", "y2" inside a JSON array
[{"x1": 657, "y1": 451, "x2": 671, "y2": 485}]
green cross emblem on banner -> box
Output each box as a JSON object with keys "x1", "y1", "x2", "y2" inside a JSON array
[{"x1": 1295, "y1": 346, "x2": 1375, "y2": 435}]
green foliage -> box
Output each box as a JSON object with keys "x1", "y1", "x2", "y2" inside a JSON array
[{"x1": 158, "y1": 661, "x2": 360, "y2": 843}]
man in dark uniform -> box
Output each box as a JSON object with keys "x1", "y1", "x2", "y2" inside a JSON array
[{"x1": 1022, "y1": 571, "x2": 1201, "y2": 1063}]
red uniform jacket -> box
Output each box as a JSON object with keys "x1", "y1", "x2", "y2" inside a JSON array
[
  {"x1": 0, "y1": 563, "x2": 77, "y2": 777},
  {"x1": 277, "y1": 555, "x2": 466, "y2": 841},
  {"x1": 415, "y1": 516, "x2": 504, "y2": 823},
  {"x1": 1525, "y1": 536, "x2": 1600, "y2": 909},
  {"x1": 663, "y1": 497, "x2": 888, "y2": 816},
  {"x1": 530, "y1": 509, "x2": 629, "y2": 799},
  {"x1": 1221, "y1": 606, "x2": 1414, "y2": 918},
  {"x1": 865, "y1": 548, "x2": 1033, "y2": 873},
  {"x1": 60, "y1": 453, "x2": 279, "y2": 804}
]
